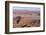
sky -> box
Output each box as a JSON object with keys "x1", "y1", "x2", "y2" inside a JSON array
[{"x1": 13, "y1": 7, "x2": 40, "y2": 12}]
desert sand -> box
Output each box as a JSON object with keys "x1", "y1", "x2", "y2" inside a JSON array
[{"x1": 13, "y1": 14, "x2": 40, "y2": 28}]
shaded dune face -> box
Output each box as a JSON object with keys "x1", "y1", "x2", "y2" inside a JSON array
[
  {"x1": 14, "y1": 16, "x2": 21, "y2": 24},
  {"x1": 13, "y1": 15, "x2": 40, "y2": 28}
]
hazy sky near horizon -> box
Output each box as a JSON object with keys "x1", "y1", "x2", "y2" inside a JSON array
[{"x1": 13, "y1": 7, "x2": 40, "y2": 12}]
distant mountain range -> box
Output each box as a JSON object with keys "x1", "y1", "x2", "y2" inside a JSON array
[{"x1": 13, "y1": 10, "x2": 40, "y2": 15}]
